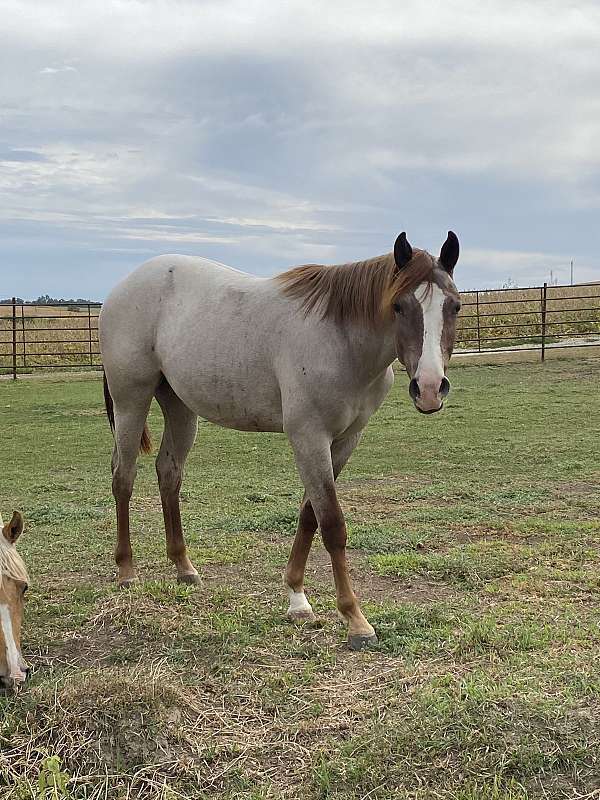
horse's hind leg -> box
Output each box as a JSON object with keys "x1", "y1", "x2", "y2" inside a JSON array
[
  {"x1": 112, "y1": 388, "x2": 156, "y2": 587},
  {"x1": 155, "y1": 379, "x2": 200, "y2": 584}
]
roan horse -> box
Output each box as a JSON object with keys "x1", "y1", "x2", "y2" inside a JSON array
[
  {"x1": 0, "y1": 511, "x2": 29, "y2": 690},
  {"x1": 100, "y1": 231, "x2": 461, "y2": 649}
]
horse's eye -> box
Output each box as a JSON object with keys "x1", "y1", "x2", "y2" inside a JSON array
[
  {"x1": 453, "y1": 302, "x2": 461, "y2": 314},
  {"x1": 393, "y1": 302, "x2": 402, "y2": 314},
  {"x1": 22, "y1": 585, "x2": 28, "y2": 596}
]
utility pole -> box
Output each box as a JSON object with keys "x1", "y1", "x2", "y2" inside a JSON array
[{"x1": 570, "y1": 259, "x2": 574, "y2": 286}]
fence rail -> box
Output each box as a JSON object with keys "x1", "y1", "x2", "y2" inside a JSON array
[{"x1": 2, "y1": 281, "x2": 600, "y2": 377}]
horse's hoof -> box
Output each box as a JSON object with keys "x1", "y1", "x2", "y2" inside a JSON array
[
  {"x1": 118, "y1": 577, "x2": 138, "y2": 590},
  {"x1": 348, "y1": 632, "x2": 378, "y2": 651},
  {"x1": 177, "y1": 572, "x2": 201, "y2": 586},
  {"x1": 287, "y1": 609, "x2": 317, "y2": 624}
]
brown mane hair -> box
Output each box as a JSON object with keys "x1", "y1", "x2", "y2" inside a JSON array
[{"x1": 275, "y1": 250, "x2": 435, "y2": 326}]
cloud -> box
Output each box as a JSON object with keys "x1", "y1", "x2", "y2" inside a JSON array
[
  {"x1": 458, "y1": 248, "x2": 586, "y2": 290},
  {"x1": 39, "y1": 65, "x2": 78, "y2": 75},
  {"x1": 0, "y1": 0, "x2": 599, "y2": 298}
]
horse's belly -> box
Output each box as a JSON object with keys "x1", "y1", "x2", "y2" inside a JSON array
[
  {"x1": 200, "y1": 400, "x2": 284, "y2": 433},
  {"x1": 164, "y1": 369, "x2": 284, "y2": 433}
]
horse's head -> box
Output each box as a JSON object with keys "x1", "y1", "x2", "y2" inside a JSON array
[
  {"x1": 390, "y1": 232, "x2": 461, "y2": 414},
  {"x1": 0, "y1": 511, "x2": 29, "y2": 693}
]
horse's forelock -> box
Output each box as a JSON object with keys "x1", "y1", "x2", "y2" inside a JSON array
[{"x1": 382, "y1": 251, "x2": 437, "y2": 310}]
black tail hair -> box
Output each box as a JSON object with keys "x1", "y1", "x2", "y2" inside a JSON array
[{"x1": 103, "y1": 371, "x2": 152, "y2": 454}]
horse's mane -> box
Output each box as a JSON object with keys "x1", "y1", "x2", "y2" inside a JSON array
[
  {"x1": 274, "y1": 250, "x2": 435, "y2": 326},
  {"x1": 0, "y1": 535, "x2": 29, "y2": 589}
]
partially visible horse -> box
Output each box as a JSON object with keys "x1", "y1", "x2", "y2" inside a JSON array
[
  {"x1": 0, "y1": 510, "x2": 29, "y2": 690},
  {"x1": 100, "y1": 231, "x2": 461, "y2": 649}
]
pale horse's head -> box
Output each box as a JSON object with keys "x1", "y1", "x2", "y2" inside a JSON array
[
  {"x1": 0, "y1": 511, "x2": 30, "y2": 692},
  {"x1": 390, "y1": 231, "x2": 461, "y2": 414}
]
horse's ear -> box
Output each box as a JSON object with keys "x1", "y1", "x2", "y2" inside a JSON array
[
  {"x1": 440, "y1": 231, "x2": 459, "y2": 274},
  {"x1": 3, "y1": 511, "x2": 24, "y2": 544},
  {"x1": 394, "y1": 232, "x2": 413, "y2": 271}
]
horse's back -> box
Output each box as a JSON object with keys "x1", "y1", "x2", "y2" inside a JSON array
[
  {"x1": 99, "y1": 255, "x2": 286, "y2": 427},
  {"x1": 100, "y1": 255, "x2": 260, "y2": 353},
  {"x1": 104, "y1": 255, "x2": 255, "y2": 308}
]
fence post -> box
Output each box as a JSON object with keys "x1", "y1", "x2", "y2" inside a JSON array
[
  {"x1": 21, "y1": 303, "x2": 26, "y2": 370},
  {"x1": 476, "y1": 290, "x2": 481, "y2": 352},
  {"x1": 11, "y1": 297, "x2": 17, "y2": 380},
  {"x1": 541, "y1": 282, "x2": 547, "y2": 362},
  {"x1": 88, "y1": 303, "x2": 93, "y2": 366}
]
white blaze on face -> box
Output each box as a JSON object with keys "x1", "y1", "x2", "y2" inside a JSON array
[
  {"x1": 414, "y1": 282, "x2": 446, "y2": 393},
  {"x1": 0, "y1": 603, "x2": 25, "y2": 682}
]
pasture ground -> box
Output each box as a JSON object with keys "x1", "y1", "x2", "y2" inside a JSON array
[{"x1": 1, "y1": 359, "x2": 600, "y2": 799}]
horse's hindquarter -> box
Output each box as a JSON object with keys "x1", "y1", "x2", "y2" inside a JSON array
[{"x1": 153, "y1": 259, "x2": 286, "y2": 431}]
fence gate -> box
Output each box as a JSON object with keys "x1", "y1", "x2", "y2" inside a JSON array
[
  {"x1": 456, "y1": 282, "x2": 600, "y2": 360},
  {"x1": 1, "y1": 299, "x2": 102, "y2": 379}
]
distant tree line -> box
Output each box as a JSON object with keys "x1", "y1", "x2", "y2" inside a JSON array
[{"x1": 1, "y1": 294, "x2": 100, "y2": 305}]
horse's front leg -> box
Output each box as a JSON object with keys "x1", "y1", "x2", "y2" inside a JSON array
[
  {"x1": 288, "y1": 432, "x2": 376, "y2": 650},
  {"x1": 285, "y1": 491, "x2": 318, "y2": 621}
]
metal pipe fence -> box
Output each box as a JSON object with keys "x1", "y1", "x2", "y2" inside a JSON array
[
  {"x1": 1, "y1": 300, "x2": 102, "y2": 378},
  {"x1": 455, "y1": 281, "x2": 600, "y2": 360},
  {"x1": 2, "y1": 281, "x2": 600, "y2": 377}
]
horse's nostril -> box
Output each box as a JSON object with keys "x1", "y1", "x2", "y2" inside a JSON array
[
  {"x1": 409, "y1": 378, "x2": 420, "y2": 401},
  {"x1": 439, "y1": 377, "x2": 451, "y2": 397}
]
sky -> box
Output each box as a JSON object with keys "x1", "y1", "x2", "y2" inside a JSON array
[{"x1": 1, "y1": 0, "x2": 599, "y2": 299}]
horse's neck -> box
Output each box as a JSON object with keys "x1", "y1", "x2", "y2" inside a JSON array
[{"x1": 344, "y1": 321, "x2": 397, "y2": 381}]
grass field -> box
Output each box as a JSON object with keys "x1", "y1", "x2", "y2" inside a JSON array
[{"x1": 2, "y1": 359, "x2": 600, "y2": 799}]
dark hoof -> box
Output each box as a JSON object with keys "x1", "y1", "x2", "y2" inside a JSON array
[
  {"x1": 348, "y1": 633, "x2": 378, "y2": 651},
  {"x1": 177, "y1": 572, "x2": 201, "y2": 586},
  {"x1": 118, "y1": 577, "x2": 138, "y2": 590}
]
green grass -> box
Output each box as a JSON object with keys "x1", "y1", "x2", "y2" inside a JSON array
[{"x1": 2, "y1": 358, "x2": 600, "y2": 798}]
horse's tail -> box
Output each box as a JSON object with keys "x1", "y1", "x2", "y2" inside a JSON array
[
  {"x1": 102, "y1": 371, "x2": 115, "y2": 433},
  {"x1": 103, "y1": 371, "x2": 152, "y2": 455}
]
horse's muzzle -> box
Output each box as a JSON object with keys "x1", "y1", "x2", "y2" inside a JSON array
[
  {"x1": 409, "y1": 376, "x2": 450, "y2": 414},
  {"x1": 0, "y1": 667, "x2": 29, "y2": 694}
]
